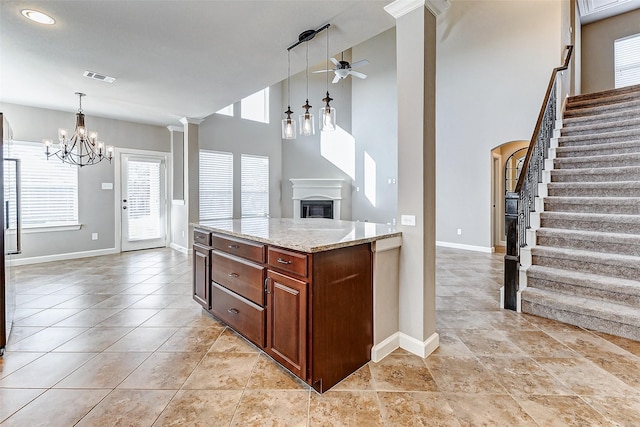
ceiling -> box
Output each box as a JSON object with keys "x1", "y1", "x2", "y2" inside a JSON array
[
  {"x1": 0, "y1": 1, "x2": 395, "y2": 126},
  {"x1": 578, "y1": 0, "x2": 640, "y2": 24}
]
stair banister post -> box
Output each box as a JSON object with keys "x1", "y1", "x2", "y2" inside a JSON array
[{"x1": 504, "y1": 191, "x2": 520, "y2": 310}]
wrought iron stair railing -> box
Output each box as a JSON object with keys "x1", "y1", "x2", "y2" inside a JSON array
[{"x1": 504, "y1": 45, "x2": 574, "y2": 310}]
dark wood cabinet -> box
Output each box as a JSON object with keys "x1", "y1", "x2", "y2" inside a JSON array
[
  {"x1": 266, "y1": 270, "x2": 307, "y2": 379},
  {"x1": 192, "y1": 243, "x2": 211, "y2": 309}
]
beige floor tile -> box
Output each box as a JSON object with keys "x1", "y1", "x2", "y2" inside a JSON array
[
  {"x1": 181, "y1": 352, "x2": 259, "y2": 390},
  {"x1": 96, "y1": 307, "x2": 161, "y2": 327},
  {"x1": 503, "y1": 329, "x2": 579, "y2": 358},
  {"x1": 153, "y1": 389, "x2": 242, "y2": 426},
  {"x1": 53, "y1": 307, "x2": 123, "y2": 327},
  {"x1": 456, "y1": 329, "x2": 526, "y2": 357},
  {"x1": 5, "y1": 326, "x2": 88, "y2": 352},
  {"x1": 332, "y1": 364, "x2": 376, "y2": 391},
  {"x1": 0, "y1": 352, "x2": 96, "y2": 388},
  {"x1": 246, "y1": 354, "x2": 308, "y2": 390},
  {"x1": 377, "y1": 391, "x2": 461, "y2": 426},
  {"x1": 104, "y1": 327, "x2": 178, "y2": 352},
  {"x1": 55, "y1": 351, "x2": 150, "y2": 388},
  {"x1": 231, "y1": 390, "x2": 309, "y2": 426},
  {"x1": 91, "y1": 294, "x2": 147, "y2": 309},
  {"x1": 50, "y1": 293, "x2": 114, "y2": 308},
  {"x1": 0, "y1": 352, "x2": 45, "y2": 379},
  {"x1": 157, "y1": 323, "x2": 225, "y2": 353},
  {"x1": 5, "y1": 326, "x2": 45, "y2": 346},
  {"x1": 76, "y1": 389, "x2": 175, "y2": 426},
  {"x1": 119, "y1": 352, "x2": 203, "y2": 389},
  {"x1": 0, "y1": 388, "x2": 109, "y2": 427},
  {"x1": 595, "y1": 331, "x2": 640, "y2": 357},
  {"x1": 208, "y1": 328, "x2": 261, "y2": 353},
  {"x1": 141, "y1": 308, "x2": 202, "y2": 327},
  {"x1": 0, "y1": 388, "x2": 45, "y2": 422},
  {"x1": 425, "y1": 355, "x2": 506, "y2": 394},
  {"x1": 517, "y1": 395, "x2": 611, "y2": 427},
  {"x1": 430, "y1": 329, "x2": 474, "y2": 357},
  {"x1": 309, "y1": 390, "x2": 383, "y2": 426},
  {"x1": 17, "y1": 293, "x2": 77, "y2": 309},
  {"x1": 53, "y1": 327, "x2": 134, "y2": 352},
  {"x1": 582, "y1": 395, "x2": 640, "y2": 426},
  {"x1": 444, "y1": 393, "x2": 538, "y2": 426},
  {"x1": 13, "y1": 308, "x2": 84, "y2": 327},
  {"x1": 128, "y1": 294, "x2": 180, "y2": 309},
  {"x1": 369, "y1": 354, "x2": 438, "y2": 392}
]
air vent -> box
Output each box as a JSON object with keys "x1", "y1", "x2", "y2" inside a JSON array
[{"x1": 83, "y1": 70, "x2": 116, "y2": 83}]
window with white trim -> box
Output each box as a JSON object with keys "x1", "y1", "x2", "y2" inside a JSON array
[
  {"x1": 4, "y1": 141, "x2": 78, "y2": 227},
  {"x1": 241, "y1": 87, "x2": 270, "y2": 123},
  {"x1": 199, "y1": 150, "x2": 233, "y2": 220},
  {"x1": 615, "y1": 33, "x2": 640, "y2": 88},
  {"x1": 215, "y1": 104, "x2": 234, "y2": 117},
  {"x1": 241, "y1": 154, "x2": 269, "y2": 218}
]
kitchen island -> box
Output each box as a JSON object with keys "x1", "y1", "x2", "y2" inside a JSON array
[{"x1": 192, "y1": 218, "x2": 401, "y2": 393}]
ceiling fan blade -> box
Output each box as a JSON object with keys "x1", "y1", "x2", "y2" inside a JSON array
[
  {"x1": 350, "y1": 71, "x2": 367, "y2": 79},
  {"x1": 350, "y1": 59, "x2": 369, "y2": 69},
  {"x1": 332, "y1": 74, "x2": 341, "y2": 84},
  {"x1": 312, "y1": 69, "x2": 333, "y2": 73},
  {"x1": 330, "y1": 57, "x2": 340, "y2": 66}
]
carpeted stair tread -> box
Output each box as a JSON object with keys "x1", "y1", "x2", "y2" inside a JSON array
[
  {"x1": 547, "y1": 181, "x2": 640, "y2": 197},
  {"x1": 535, "y1": 227, "x2": 640, "y2": 256},
  {"x1": 531, "y1": 245, "x2": 640, "y2": 270},
  {"x1": 540, "y1": 211, "x2": 640, "y2": 233},
  {"x1": 521, "y1": 287, "x2": 640, "y2": 341},
  {"x1": 555, "y1": 140, "x2": 640, "y2": 158},
  {"x1": 558, "y1": 128, "x2": 640, "y2": 146},
  {"x1": 563, "y1": 109, "x2": 640, "y2": 128},
  {"x1": 553, "y1": 152, "x2": 640, "y2": 169},
  {"x1": 526, "y1": 265, "x2": 640, "y2": 300},
  {"x1": 544, "y1": 196, "x2": 640, "y2": 215},
  {"x1": 550, "y1": 166, "x2": 640, "y2": 182},
  {"x1": 560, "y1": 116, "x2": 640, "y2": 137},
  {"x1": 564, "y1": 98, "x2": 640, "y2": 119},
  {"x1": 567, "y1": 83, "x2": 640, "y2": 105}
]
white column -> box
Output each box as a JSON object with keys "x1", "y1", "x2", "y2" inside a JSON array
[{"x1": 180, "y1": 117, "x2": 204, "y2": 248}]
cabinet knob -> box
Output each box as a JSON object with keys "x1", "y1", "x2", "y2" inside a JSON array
[
  {"x1": 227, "y1": 273, "x2": 239, "y2": 278},
  {"x1": 227, "y1": 308, "x2": 239, "y2": 315},
  {"x1": 277, "y1": 258, "x2": 292, "y2": 265}
]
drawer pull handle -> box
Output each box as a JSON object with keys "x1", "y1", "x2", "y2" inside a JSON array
[
  {"x1": 228, "y1": 244, "x2": 239, "y2": 249},
  {"x1": 227, "y1": 308, "x2": 239, "y2": 315},
  {"x1": 227, "y1": 273, "x2": 239, "y2": 278},
  {"x1": 277, "y1": 258, "x2": 292, "y2": 265}
]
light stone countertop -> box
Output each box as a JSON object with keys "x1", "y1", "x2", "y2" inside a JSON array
[{"x1": 195, "y1": 218, "x2": 401, "y2": 253}]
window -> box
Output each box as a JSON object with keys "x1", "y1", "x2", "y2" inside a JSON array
[
  {"x1": 199, "y1": 150, "x2": 233, "y2": 220},
  {"x1": 241, "y1": 154, "x2": 269, "y2": 217},
  {"x1": 615, "y1": 33, "x2": 640, "y2": 88},
  {"x1": 241, "y1": 87, "x2": 269, "y2": 123},
  {"x1": 215, "y1": 104, "x2": 234, "y2": 117},
  {"x1": 4, "y1": 141, "x2": 78, "y2": 227}
]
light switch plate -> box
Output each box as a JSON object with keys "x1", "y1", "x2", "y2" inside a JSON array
[
  {"x1": 401, "y1": 215, "x2": 416, "y2": 226},
  {"x1": 102, "y1": 182, "x2": 113, "y2": 190}
]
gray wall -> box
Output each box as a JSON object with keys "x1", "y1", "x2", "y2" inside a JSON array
[
  {"x1": 352, "y1": 28, "x2": 398, "y2": 225},
  {"x1": 0, "y1": 102, "x2": 169, "y2": 259},
  {"x1": 435, "y1": 0, "x2": 565, "y2": 249},
  {"x1": 280, "y1": 55, "x2": 353, "y2": 220},
  {"x1": 198, "y1": 84, "x2": 283, "y2": 219},
  {"x1": 582, "y1": 8, "x2": 640, "y2": 93}
]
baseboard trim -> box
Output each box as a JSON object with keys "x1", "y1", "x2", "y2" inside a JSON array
[
  {"x1": 399, "y1": 332, "x2": 439, "y2": 358},
  {"x1": 371, "y1": 332, "x2": 400, "y2": 362},
  {"x1": 436, "y1": 241, "x2": 494, "y2": 253},
  {"x1": 170, "y1": 243, "x2": 189, "y2": 254},
  {"x1": 8, "y1": 248, "x2": 119, "y2": 266}
]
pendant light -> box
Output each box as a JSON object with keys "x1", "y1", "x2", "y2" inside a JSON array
[
  {"x1": 319, "y1": 26, "x2": 336, "y2": 132},
  {"x1": 282, "y1": 50, "x2": 297, "y2": 139},
  {"x1": 299, "y1": 42, "x2": 315, "y2": 136}
]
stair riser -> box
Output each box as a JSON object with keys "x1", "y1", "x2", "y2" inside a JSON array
[
  {"x1": 554, "y1": 158, "x2": 640, "y2": 169},
  {"x1": 568, "y1": 85, "x2": 640, "y2": 103},
  {"x1": 561, "y1": 123, "x2": 640, "y2": 137},
  {"x1": 564, "y1": 113, "x2": 640, "y2": 128},
  {"x1": 536, "y1": 235, "x2": 640, "y2": 257},
  {"x1": 540, "y1": 217, "x2": 640, "y2": 234},
  {"x1": 551, "y1": 171, "x2": 640, "y2": 183},
  {"x1": 556, "y1": 145, "x2": 640, "y2": 158},
  {"x1": 567, "y1": 92, "x2": 640, "y2": 109},
  {"x1": 565, "y1": 103, "x2": 640, "y2": 119},
  {"x1": 532, "y1": 254, "x2": 640, "y2": 281},
  {"x1": 547, "y1": 187, "x2": 640, "y2": 197},
  {"x1": 559, "y1": 133, "x2": 640, "y2": 147},
  {"x1": 521, "y1": 299, "x2": 640, "y2": 341},
  {"x1": 526, "y1": 276, "x2": 640, "y2": 306},
  {"x1": 543, "y1": 202, "x2": 640, "y2": 215}
]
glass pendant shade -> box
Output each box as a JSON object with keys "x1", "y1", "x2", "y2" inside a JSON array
[
  {"x1": 282, "y1": 107, "x2": 297, "y2": 139},
  {"x1": 299, "y1": 99, "x2": 315, "y2": 136},
  {"x1": 319, "y1": 106, "x2": 336, "y2": 132}
]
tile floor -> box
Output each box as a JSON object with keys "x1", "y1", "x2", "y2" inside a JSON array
[{"x1": 1, "y1": 247, "x2": 640, "y2": 425}]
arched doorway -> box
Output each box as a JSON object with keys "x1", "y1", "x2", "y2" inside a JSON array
[{"x1": 491, "y1": 141, "x2": 529, "y2": 252}]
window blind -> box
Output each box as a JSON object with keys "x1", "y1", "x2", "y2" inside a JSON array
[
  {"x1": 615, "y1": 33, "x2": 640, "y2": 88},
  {"x1": 4, "y1": 141, "x2": 78, "y2": 227},
  {"x1": 241, "y1": 154, "x2": 269, "y2": 218},
  {"x1": 199, "y1": 150, "x2": 233, "y2": 220}
]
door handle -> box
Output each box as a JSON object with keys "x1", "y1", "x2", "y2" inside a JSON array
[
  {"x1": 227, "y1": 273, "x2": 239, "y2": 278},
  {"x1": 123, "y1": 206, "x2": 127, "y2": 210},
  {"x1": 227, "y1": 308, "x2": 239, "y2": 315}
]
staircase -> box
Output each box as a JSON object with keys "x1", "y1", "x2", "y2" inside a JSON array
[{"x1": 520, "y1": 83, "x2": 640, "y2": 340}]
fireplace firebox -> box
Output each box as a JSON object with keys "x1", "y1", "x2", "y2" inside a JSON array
[{"x1": 301, "y1": 200, "x2": 334, "y2": 219}]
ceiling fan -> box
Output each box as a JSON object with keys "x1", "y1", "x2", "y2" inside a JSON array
[{"x1": 314, "y1": 53, "x2": 369, "y2": 83}]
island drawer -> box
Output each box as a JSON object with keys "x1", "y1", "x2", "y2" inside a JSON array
[
  {"x1": 194, "y1": 229, "x2": 211, "y2": 247},
  {"x1": 212, "y1": 234, "x2": 265, "y2": 263},
  {"x1": 211, "y1": 282, "x2": 265, "y2": 348},
  {"x1": 211, "y1": 251, "x2": 265, "y2": 306},
  {"x1": 267, "y1": 246, "x2": 308, "y2": 278}
]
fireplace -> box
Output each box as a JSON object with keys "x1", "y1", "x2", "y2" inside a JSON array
[{"x1": 290, "y1": 178, "x2": 345, "y2": 219}]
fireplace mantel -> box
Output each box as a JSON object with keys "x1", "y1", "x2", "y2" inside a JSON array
[{"x1": 290, "y1": 178, "x2": 345, "y2": 219}]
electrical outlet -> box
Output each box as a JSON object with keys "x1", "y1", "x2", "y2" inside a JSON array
[
  {"x1": 457, "y1": 229, "x2": 462, "y2": 235},
  {"x1": 92, "y1": 232, "x2": 98, "y2": 240}
]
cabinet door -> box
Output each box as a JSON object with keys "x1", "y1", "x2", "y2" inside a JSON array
[
  {"x1": 193, "y1": 244, "x2": 211, "y2": 309},
  {"x1": 266, "y1": 270, "x2": 307, "y2": 379}
]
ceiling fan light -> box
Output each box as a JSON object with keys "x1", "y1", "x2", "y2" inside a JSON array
[{"x1": 21, "y1": 9, "x2": 55, "y2": 25}]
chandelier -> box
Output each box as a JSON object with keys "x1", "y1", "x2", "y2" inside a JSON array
[{"x1": 43, "y1": 92, "x2": 113, "y2": 167}]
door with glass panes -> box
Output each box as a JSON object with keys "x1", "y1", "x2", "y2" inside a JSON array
[{"x1": 121, "y1": 154, "x2": 167, "y2": 251}]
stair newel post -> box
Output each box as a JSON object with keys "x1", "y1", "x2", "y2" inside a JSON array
[{"x1": 504, "y1": 191, "x2": 520, "y2": 310}]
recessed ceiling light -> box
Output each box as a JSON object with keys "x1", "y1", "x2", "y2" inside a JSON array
[{"x1": 21, "y1": 9, "x2": 55, "y2": 25}]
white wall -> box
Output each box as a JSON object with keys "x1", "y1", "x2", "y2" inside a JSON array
[
  {"x1": 0, "y1": 102, "x2": 169, "y2": 260},
  {"x1": 435, "y1": 0, "x2": 565, "y2": 249},
  {"x1": 352, "y1": 28, "x2": 398, "y2": 225},
  {"x1": 198, "y1": 84, "x2": 283, "y2": 219}
]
